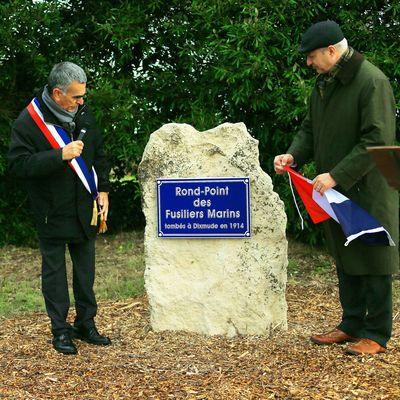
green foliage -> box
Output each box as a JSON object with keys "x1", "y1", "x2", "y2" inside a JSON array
[
  {"x1": 108, "y1": 176, "x2": 145, "y2": 232},
  {"x1": 0, "y1": 0, "x2": 77, "y2": 246},
  {"x1": 0, "y1": 0, "x2": 399, "y2": 246}
]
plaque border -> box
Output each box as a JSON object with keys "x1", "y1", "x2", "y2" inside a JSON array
[{"x1": 156, "y1": 177, "x2": 251, "y2": 238}]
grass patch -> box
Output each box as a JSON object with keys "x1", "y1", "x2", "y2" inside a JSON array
[
  {"x1": 95, "y1": 256, "x2": 145, "y2": 299},
  {"x1": 0, "y1": 231, "x2": 145, "y2": 318},
  {"x1": 93, "y1": 232, "x2": 145, "y2": 301},
  {"x1": 0, "y1": 278, "x2": 44, "y2": 316}
]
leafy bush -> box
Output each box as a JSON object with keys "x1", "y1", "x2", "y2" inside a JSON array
[{"x1": 0, "y1": 0, "x2": 398, "y2": 246}]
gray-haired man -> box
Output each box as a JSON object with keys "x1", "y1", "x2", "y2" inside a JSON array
[
  {"x1": 8, "y1": 62, "x2": 111, "y2": 354},
  {"x1": 274, "y1": 21, "x2": 398, "y2": 355}
]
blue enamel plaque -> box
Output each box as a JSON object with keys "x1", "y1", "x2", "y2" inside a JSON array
[{"x1": 157, "y1": 177, "x2": 251, "y2": 238}]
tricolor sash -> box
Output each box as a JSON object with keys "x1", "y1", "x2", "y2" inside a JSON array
[
  {"x1": 27, "y1": 97, "x2": 99, "y2": 200},
  {"x1": 27, "y1": 97, "x2": 100, "y2": 227}
]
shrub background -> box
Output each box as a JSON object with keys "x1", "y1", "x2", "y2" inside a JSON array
[{"x1": 0, "y1": 0, "x2": 398, "y2": 246}]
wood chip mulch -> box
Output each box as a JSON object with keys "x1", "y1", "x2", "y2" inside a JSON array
[{"x1": 1, "y1": 283, "x2": 399, "y2": 400}]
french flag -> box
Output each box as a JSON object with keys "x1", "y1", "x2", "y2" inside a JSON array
[{"x1": 284, "y1": 166, "x2": 395, "y2": 247}]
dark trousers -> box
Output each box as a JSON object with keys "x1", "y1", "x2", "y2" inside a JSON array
[
  {"x1": 336, "y1": 267, "x2": 393, "y2": 347},
  {"x1": 39, "y1": 239, "x2": 97, "y2": 335}
]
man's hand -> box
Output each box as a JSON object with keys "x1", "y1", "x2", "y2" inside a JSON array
[
  {"x1": 274, "y1": 154, "x2": 294, "y2": 174},
  {"x1": 97, "y1": 192, "x2": 109, "y2": 222},
  {"x1": 312, "y1": 173, "x2": 337, "y2": 195},
  {"x1": 62, "y1": 140, "x2": 84, "y2": 161}
]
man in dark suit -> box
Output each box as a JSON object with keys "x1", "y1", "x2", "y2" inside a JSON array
[{"x1": 8, "y1": 62, "x2": 112, "y2": 354}]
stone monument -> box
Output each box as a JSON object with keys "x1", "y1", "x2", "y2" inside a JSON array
[{"x1": 138, "y1": 122, "x2": 288, "y2": 337}]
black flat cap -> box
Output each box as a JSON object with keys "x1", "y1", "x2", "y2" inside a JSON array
[{"x1": 300, "y1": 20, "x2": 344, "y2": 53}]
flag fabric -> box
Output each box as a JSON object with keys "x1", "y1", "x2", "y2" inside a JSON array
[{"x1": 284, "y1": 166, "x2": 395, "y2": 247}]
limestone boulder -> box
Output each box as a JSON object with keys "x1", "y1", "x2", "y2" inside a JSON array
[{"x1": 138, "y1": 122, "x2": 288, "y2": 337}]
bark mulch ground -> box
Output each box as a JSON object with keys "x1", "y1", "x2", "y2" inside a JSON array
[
  {"x1": 1, "y1": 235, "x2": 399, "y2": 399},
  {"x1": 1, "y1": 282, "x2": 399, "y2": 399}
]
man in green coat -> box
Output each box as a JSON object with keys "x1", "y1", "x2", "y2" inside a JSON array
[{"x1": 274, "y1": 20, "x2": 399, "y2": 355}]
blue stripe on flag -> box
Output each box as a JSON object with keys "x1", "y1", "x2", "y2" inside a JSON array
[{"x1": 330, "y1": 200, "x2": 391, "y2": 246}]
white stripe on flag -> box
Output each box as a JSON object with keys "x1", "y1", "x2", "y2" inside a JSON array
[
  {"x1": 345, "y1": 227, "x2": 396, "y2": 247},
  {"x1": 324, "y1": 188, "x2": 348, "y2": 204},
  {"x1": 312, "y1": 188, "x2": 339, "y2": 223}
]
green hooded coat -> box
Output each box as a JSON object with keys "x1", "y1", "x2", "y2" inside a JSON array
[{"x1": 288, "y1": 51, "x2": 399, "y2": 275}]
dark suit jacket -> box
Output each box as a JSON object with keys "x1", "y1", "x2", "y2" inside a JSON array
[{"x1": 8, "y1": 92, "x2": 110, "y2": 242}]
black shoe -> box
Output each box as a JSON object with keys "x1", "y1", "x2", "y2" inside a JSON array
[
  {"x1": 74, "y1": 326, "x2": 111, "y2": 346},
  {"x1": 52, "y1": 333, "x2": 77, "y2": 355}
]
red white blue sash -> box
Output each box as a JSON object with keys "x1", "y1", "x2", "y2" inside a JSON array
[{"x1": 27, "y1": 97, "x2": 98, "y2": 200}]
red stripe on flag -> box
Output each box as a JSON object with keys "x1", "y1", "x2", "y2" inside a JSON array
[{"x1": 284, "y1": 166, "x2": 330, "y2": 224}]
